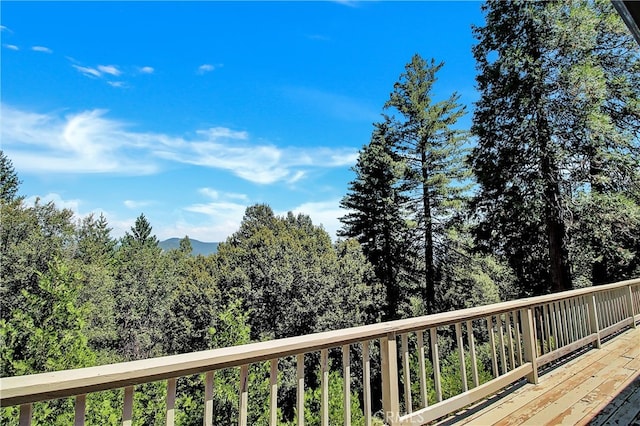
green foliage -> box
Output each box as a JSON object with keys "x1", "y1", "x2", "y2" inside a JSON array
[
  {"x1": 217, "y1": 205, "x2": 374, "y2": 341},
  {"x1": 0, "y1": 150, "x2": 21, "y2": 202},
  {"x1": 163, "y1": 251, "x2": 220, "y2": 355},
  {"x1": 569, "y1": 192, "x2": 640, "y2": 286},
  {"x1": 438, "y1": 227, "x2": 517, "y2": 310},
  {"x1": 1, "y1": 259, "x2": 97, "y2": 425},
  {"x1": 339, "y1": 121, "x2": 413, "y2": 320},
  {"x1": 1, "y1": 258, "x2": 96, "y2": 376},
  {"x1": 299, "y1": 370, "x2": 365, "y2": 426},
  {"x1": 470, "y1": 0, "x2": 640, "y2": 294},
  {"x1": 1, "y1": 197, "x2": 76, "y2": 323}
]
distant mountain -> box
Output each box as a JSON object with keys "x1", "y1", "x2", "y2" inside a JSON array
[{"x1": 159, "y1": 238, "x2": 219, "y2": 256}]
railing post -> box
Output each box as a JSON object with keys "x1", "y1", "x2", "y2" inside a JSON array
[
  {"x1": 19, "y1": 404, "x2": 32, "y2": 426},
  {"x1": 381, "y1": 333, "x2": 400, "y2": 426},
  {"x1": 75, "y1": 394, "x2": 86, "y2": 426},
  {"x1": 123, "y1": 386, "x2": 134, "y2": 426},
  {"x1": 587, "y1": 294, "x2": 602, "y2": 348},
  {"x1": 625, "y1": 285, "x2": 637, "y2": 328},
  {"x1": 520, "y1": 307, "x2": 538, "y2": 385},
  {"x1": 203, "y1": 371, "x2": 214, "y2": 426}
]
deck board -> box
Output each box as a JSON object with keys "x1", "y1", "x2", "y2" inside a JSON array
[{"x1": 438, "y1": 327, "x2": 640, "y2": 426}]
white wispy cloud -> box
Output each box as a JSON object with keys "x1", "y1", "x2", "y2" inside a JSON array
[
  {"x1": 98, "y1": 64, "x2": 122, "y2": 76},
  {"x1": 32, "y1": 46, "x2": 53, "y2": 53},
  {"x1": 176, "y1": 188, "x2": 255, "y2": 241},
  {"x1": 72, "y1": 64, "x2": 102, "y2": 78},
  {"x1": 24, "y1": 192, "x2": 82, "y2": 213},
  {"x1": 0, "y1": 25, "x2": 13, "y2": 33},
  {"x1": 331, "y1": 0, "x2": 360, "y2": 7},
  {"x1": 197, "y1": 64, "x2": 216, "y2": 74},
  {"x1": 139, "y1": 66, "x2": 154, "y2": 74},
  {"x1": 70, "y1": 60, "x2": 128, "y2": 86},
  {"x1": 1, "y1": 104, "x2": 358, "y2": 183},
  {"x1": 199, "y1": 187, "x2": 248, "y2": 201},
  {"x1": 1, "y1": 105, "x2": 157, "y2": 174},
  {"x1": 124, "y1": 200, "x2": 153, "y2": 209},
  {"x1": 3, "y1": 44, "x2": 19, "y2": 51}
]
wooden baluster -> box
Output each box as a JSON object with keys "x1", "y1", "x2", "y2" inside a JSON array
[
  {"x1": 520, "y1": 307, "x2": 539, "y2": 384},
  {"x1": 362, "y1": 341, "x2": 372, "y2": 426},
  {"x1": 320, "y1": 349, "x2": 329, "y2": 426},
  {"x1": 19, "y1": 403, "x2": 32, "y2": 426},
  {"x1": 573, "y1": 297, "x2": 582, "y2": 340},
  {"x1": 562, "y1": 300, "x2": 572, "y2": 344},
  {"x1": 617, "y1": 289, "x2": 625, "y2": 323},
  {"x1": 401, "y1": 333, "x2": 412, "y2": 413},
  {"x1": 595, "y1": 292, "x2": 603, "y2": 329},
  {"x1": 554, "y1": 301, "x2": 564, "y2": 348},
  {"x1": 238, "y1": 365, "x2": 249, "y2": 426},
  {"x1": 455, "y1": 323, "x2": 468, "y2": 392},
  {"x1": 549, "y1": 302, "x2": 558, "y2": 351},
  {"x1": 609, "y1": 291, "x2": 616, "y2": 326},
  {"x1": 626, "y1": 285, "x2": 637, "y2": 328},
  {"x1": 605, "y1": 291, "x2": 614, "y2": 327},
  {"x1": 204, "y1": 371, "x2": 214, "y2": 426},
  {"x1": 270, "y1": 359, "x2": 278, "y2": 426},
  {"x1": 616, "y1": 289, "x2": 623, "y2": 323},
  {"x1": 75, "y1": 394, "x2": 86, "y2": 426},
  {"x1": 515, "y1": 312, "x2": 523, "y2": 366},
  {"x1": 536, "y1": 307, "x2": 544, "y2": 355},
  {"x1": 568, "y1": 298, "x2": 577, "y2": 342},
  {"x1": 467, "y1": 320, "x2": 479, "y2": 388},
  {"x1": 498, "y1": 315, "x2": 507, "y2": 373},
  {"x1": 417, "y1": 331, "x2": 428, "y2": 407},
  {"x1": 429, "y1": 328, "x2": 442, "y2": 403},
  {"x1": 166, "y1": 379, "x2": 176, "y2": 426},
  {"x1": 543, "y1": 304, "x2": 552, "y2": 353},
  {"x1": 573, "y1": 297, "x2": 582, "y2": 339},
  {"x1": 123, "y1": 386, "x2": 134, "y2": 426},
  {"x1": 611, "y1": 290, "x2": 619, "y2": 324},
  {"x1": 297, "y1": 354, "x2": 305, "y2": 426},
  {"x1": 580, "y1": 296, "x2": 589, "y2": 338},
  {"x1": 487, "y1": 316, "x2": 498, "y2": 378},
  {"x1": 343, "y1": 345, "x2": 351, "y2": 426},
  {"x1": 381, "y1": 333, "x2": 400, "y2": 425},
  {"x1": 507, "y1": 312, "x2": 516, "y2": 369}
]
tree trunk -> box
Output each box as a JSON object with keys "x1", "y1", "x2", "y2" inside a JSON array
[
  {"x1": 421, "y1": 149, "x2": 436, "y2": 313},
  {"x1": 589, "y1": 144, "x2": 609, "y2": 285},
  {"x1": 540, "y1": 122, "x2": 572, "y2": 293}
]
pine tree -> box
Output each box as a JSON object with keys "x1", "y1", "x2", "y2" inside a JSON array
[
  {"x1": 123, "y1": 213, "x2": 159, "y2": 248},
  {"x1": 339, "y1": 121, "x2": 412, "y2": 320},
  {"x1": 384, "y1": 54, "x2": 469, "y2": 313},
  {"x1": 470, "y1": 0, "x2": 640, "y2": 293}
]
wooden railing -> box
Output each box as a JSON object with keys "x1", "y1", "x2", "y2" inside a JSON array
[{"x1": 2, "y1": 278, "x2": 639, "y2": 425}]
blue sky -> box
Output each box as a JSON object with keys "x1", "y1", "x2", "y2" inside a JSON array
[{"x1": 1, "y1": 1, "x2": 484, "y2": 242}]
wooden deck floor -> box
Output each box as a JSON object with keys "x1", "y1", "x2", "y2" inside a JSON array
[{"x1": 438, "y1": 326, "x2": 640, "y2": 426}]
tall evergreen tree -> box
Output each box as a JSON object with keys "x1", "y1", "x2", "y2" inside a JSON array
[
  {"x1": 470, "y1": 0, "x2": 640, "y2": 294},
  {"x1": 123, "y1": 213, "x2": 159, "y2": 248},
  {"x1": 339, "y1": 121, "x2": 412, "y2": 320},
  {"x1": 549, "y1": 0, "x2": 640, "y2": 285},
  {"x1": 384, "y1": 54, "x2": 469, "y2": 313}
]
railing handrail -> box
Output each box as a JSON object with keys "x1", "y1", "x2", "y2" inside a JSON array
[{"x1": 2, "y1": 277, "x2": 639, "y2": 407}]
